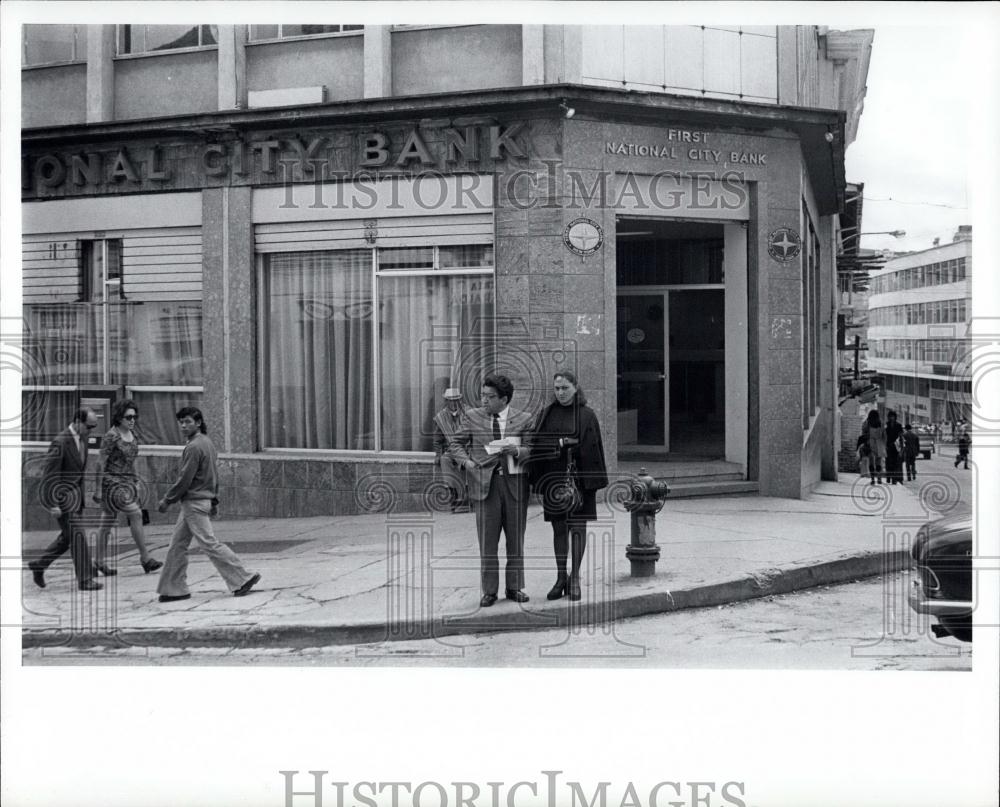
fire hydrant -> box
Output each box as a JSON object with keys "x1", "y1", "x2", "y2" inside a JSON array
[{"x1": 624, "y1": 467, "x2": 670, "y2": 577}]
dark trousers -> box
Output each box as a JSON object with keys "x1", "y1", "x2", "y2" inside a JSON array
[
  {"x1": 905, "y1": 458, "x2": 917, "y2": 480},
  {"x1": 886, "y1": 452, "x2": 903, "y2": 484},
  {"x1": 473, "y1": 470, "x2": 526, "y2": 595},
  {"x1": 31, "y1": 511, "x2": 94, "y2": 583}
]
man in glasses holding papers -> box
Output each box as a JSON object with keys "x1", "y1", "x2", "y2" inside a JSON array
[{"x1": 449, "y1": 374, "x2": 534, "y2": 608}]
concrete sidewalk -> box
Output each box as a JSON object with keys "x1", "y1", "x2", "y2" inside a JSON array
[{"x1": 19, "y1": 477, "x2": 950, "y2": 649}]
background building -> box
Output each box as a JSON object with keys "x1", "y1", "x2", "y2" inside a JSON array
[
  {"x1": 866, "y1": 226, "x2": 973, "y2": 426},
  {"x1": 20, "y1": 24, "x2": 872, "y2": 525}
]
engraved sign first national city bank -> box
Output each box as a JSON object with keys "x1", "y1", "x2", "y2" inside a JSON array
[{"x1": 606, "y1": 129, "x2": 767, "y2": 165}]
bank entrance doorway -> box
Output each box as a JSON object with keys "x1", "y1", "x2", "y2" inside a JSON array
[
  {"x1": 616, "y1": 217, "x2": 746, "y2": 464},
  {"x1": 618, "y1": 289, "x2": 725, "y2": 455}
]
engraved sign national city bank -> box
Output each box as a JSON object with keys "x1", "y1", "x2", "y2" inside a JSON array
[{"x1": 607, "y1": 131, "x2": 767, "y2": 165}]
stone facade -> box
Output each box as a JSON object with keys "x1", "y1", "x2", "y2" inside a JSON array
[{"x1": 21, "y1": 88, "x2": 846, "y2": 524}]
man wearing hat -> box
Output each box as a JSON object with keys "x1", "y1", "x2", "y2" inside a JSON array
[{"x1": 433, "y1": 387, "x2": 471, "y2": 512}]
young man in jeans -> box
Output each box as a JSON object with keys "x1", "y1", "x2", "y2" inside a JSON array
[{"x1": 156, "y1": 407, "x2": 260, "y2": 603}]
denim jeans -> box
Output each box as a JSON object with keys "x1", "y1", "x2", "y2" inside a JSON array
[{"x1": 156, "y1": 499, "x2": 254, "y2": 596}]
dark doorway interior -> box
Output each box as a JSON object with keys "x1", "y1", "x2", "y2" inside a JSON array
[{"x1": 616, "y1": 217, "x2": 725, "y2": 460}]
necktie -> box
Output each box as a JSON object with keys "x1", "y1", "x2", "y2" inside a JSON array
[{"x1": 492, "y1": 413, "x2": 501, "y2": 441}]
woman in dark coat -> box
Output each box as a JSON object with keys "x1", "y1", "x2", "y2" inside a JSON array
[
  {"x1": 527, "y1": 371, "x2": 608, "y2": 601},
  {"x1": 884, "y1": 409, "x2": 904, "y2": 485}
]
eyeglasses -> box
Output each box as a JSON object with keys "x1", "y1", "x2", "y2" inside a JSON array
[{"x1": 123, "y1": 414, "x2": 138, "y2": 421}]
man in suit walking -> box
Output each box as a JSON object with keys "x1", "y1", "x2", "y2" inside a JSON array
[
  {"x1": 449, "y1": 374, "x2": 533, "y2": 607},
  {"x1": 27, "y1": 408, "x2": 102, "y2": 590}
]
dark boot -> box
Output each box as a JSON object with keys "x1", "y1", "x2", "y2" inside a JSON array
[
  {"x1": 546, "y1": 573, "x2": 568, "y2": 601},
  {"x1": 568, "y1": 527, "x2": 587, "y2": 601}
]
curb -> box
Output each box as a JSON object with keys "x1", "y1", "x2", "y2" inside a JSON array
[{"x1": 21, "y1": 549, "x2": 912, "y2": 650}]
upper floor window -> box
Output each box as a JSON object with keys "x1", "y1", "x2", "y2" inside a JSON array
[
  {"x1": 117, "y1": 25, "x2": 218, "y2": 55},
  {"x1": 248, "y1": 24, "x2": 363, "y2": 41},
  {"x1": 22, "y1": 24, "x2": 87, "y2": 66}
]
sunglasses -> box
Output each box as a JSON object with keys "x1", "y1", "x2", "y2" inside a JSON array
[{"x1": 122, "y1": 414, "x2": 138, "y2": 421}]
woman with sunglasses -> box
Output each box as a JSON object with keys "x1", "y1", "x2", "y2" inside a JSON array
[{"x1": 92, "y1": 399, "x2": 163, "y2": 574}]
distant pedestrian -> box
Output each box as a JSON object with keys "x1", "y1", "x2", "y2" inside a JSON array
[
  {"x1": 527, "y1": 371, "x2": 609, "y2": 602},
  {"x1": 156, "y1": 407, "x2": 260, "y2": 602},
  {"x1": 862, "y1": 410, "x2": 886, "y2": 485},
  {"x1": 92, "y1": 399, "x2": 163, "y2": 575},
  {"x1": 856, "y1": 434, "x2": 871, "y2": 479},
  {"x1": 954, "y1": 428, "x2": 971, "y2": 469},
  {"x1": 902, "y1": 424, "x2": 920, "y2": 482},
  {"x1": 432, "y1": 387, "x2": 471, "y2": 512},
  {"x1": 884, "y1": 410, "x2": 904, "y2": 485},
  {"x1": 27, "y1": 409, "x2": 102, "y2": 590}
]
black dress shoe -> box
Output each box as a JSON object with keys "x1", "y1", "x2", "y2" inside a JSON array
[
  {"x1": 141, "y1": 558, "x2": 163, "y2": 574},
  {"x1": 480, "y1": 593, "x2": 498, "y2": 607},
  {"x1": 28, "y1": 562, "x2": 46, "y2": 589},
  {"x1": 505, "y1": 589, "x2": 529, "y2": 603},
  {"x1": 78, "y1": 580, "x2": 103, "y2": 591},
  {"x1": 158, "y1": 593, "x2": 191, "y2": 603},
  {"x1": 233, "y1": 572, "x2": 261, "y2": 597},
  {"x1": 94, "y1": 563, "x2": 117, "y2": 576}
]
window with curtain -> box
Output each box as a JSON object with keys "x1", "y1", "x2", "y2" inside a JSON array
[
  {"x1": 264, "y1": 249, "x2": 374, "y2": 450},
  {"x1": 262, "y1": 244, "x2": 494, "y2": 452}
]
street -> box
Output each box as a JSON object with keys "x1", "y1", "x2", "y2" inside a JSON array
[{"x1": 23, "y1": 571, "x2": 972, "y2": 670}]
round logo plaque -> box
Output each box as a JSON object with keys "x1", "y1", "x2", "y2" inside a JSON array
[
  {"x1": 767, "y1": 227, "x2": 802, "y2": 262},
  {"x1": 563, "y1": 218, "x2": 604, "y2": 256}
]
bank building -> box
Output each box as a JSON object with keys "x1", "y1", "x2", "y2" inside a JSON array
[{"x1": 19, "y1": 24, "x2": 873, "y2": 525}]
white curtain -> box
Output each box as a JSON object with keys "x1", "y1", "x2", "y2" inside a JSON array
[
  {"x1": 266, "y1": 250, "x2": 374, "y2": 449},
  {"x1": 378, "y1": 275, "x2": 493, "y2": 451}
]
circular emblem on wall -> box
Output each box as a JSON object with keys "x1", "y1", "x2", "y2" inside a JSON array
[
  {"x1": 767, "y1": 227, "x2": 802, "y2": 262},
  {"x1": 563, "y1": 218, "x2": 604, "y2": 256},
  {"x1": 627, "y1": 328, "x2": 646, "y2": 344}
]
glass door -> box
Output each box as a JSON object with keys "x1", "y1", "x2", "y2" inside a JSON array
[
  {"x1": 617, "y1": 292, "x2": 668, "y2": 450},
  {"x1": 668, "y1": 289, "x2": 725, "y2": 457}
]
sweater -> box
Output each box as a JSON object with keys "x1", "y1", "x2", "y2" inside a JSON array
[{"x1": 164, "y1": 432, "x2": 218, "y2": 503}]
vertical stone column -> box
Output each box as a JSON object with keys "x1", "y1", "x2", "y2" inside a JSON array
[
  {"x1": 86, "y1": 25, "x2": 115, "y2": 123},
  {"x1": 201, "y1": 186, "x2": 255, "y2": 454},
  {"x1": 522, "y1": 25, "x2": 545, "y2": 85},
  {"x1": 364, "y1": 25, "x2": 392, "y2": 98},
  {"x1": 759, "y1": 143, "x2": 805, "y2": 498},
  {"x1": 541, "y1": 25, "x2": 583, "y2": 83},
  {"x1": 217, "y1": 24, "x2": 247, "y2": 111},
  {"x1": 562, "y1": 25, "x2": 583, "y2": 83},
  {"x1": 775, "y1": 27, "x2": 799, "y2": 106}
]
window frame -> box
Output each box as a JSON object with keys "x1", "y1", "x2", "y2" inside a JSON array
[
  {"x1": 22, "y1": 24, "x2": 88, "y2": 68},
  {"x1": 115, "y1": 24, "x2": 219, "y2": 57},
  {"x1": 257, "y1": 243, "x2": 496, "y2": 455},
  {"x1": 247, "y1": 24, "x2": 364, "y2": 43},
  {"x1": 21, "y1": 236, "x2": 205, "y2": 447}
]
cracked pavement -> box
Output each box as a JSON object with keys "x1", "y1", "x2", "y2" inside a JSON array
[{"x1": 18, "y1": 476, "x2": 961, "y2": 646}]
